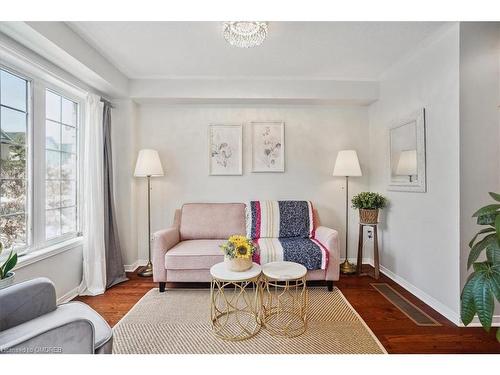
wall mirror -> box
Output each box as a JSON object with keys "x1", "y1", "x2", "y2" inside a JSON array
[{"x1": 388, "y1": 108, "x2": 426, "y2": 192}]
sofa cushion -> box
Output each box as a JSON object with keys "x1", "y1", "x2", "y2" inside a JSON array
[
  {"x1": 165, "y1": 240, "x2": 225, "y2": 270},
  {"x1": 179, "y1": 203, "x2": 246, "y2": 240},
  {"x1": 246, "y1": 200, "x2": 314, "y2": 239}
]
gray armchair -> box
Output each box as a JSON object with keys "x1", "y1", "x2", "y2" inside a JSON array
[{"x1": 0, "y1": 277, "x2": 112, "y2": 354}]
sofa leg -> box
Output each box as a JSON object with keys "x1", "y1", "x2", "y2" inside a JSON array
[
  {"x1": 326, "y1": 280, "x2": 333, "y2": 292},
  {"x1": 159, "y1": 282, "x2": 166, "y2": 293}
]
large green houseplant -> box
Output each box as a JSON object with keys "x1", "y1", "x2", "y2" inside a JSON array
[{"x1": 461, "y1": 192, "x2": 500, "y2": 342}]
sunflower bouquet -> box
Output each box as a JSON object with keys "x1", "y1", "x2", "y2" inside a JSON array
[{"x1": 220, "y1": 235, "x2": 257, "y2": 271}]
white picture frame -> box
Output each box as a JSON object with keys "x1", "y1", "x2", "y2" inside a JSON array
[
  {"x1": 251, "y1": 121, "x2": 285, "y2": 172},
  {"x1": 208, "y1": 124, "x2": 243, "y2": 176},
  {"x1": 388, "y1": 108, "x2": 426, "y2": 192}
]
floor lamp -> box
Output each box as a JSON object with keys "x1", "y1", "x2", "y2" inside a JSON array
[
  {"x1": 134, "y1": 149, "x2": 164, "y2": 277},
  {"x1": 333, "y1": 150, "x2": 362, "y2": 275}
]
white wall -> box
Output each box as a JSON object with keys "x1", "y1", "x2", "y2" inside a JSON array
[
  {"x1": 368, "y1": 24, "x2": 462, "y2": 323},
  {"x1": 111, "y1": 99, "x2": 139, "y2": 266},
  {"x1": 132, "y1": 104, "x2": 371, "y2": 263},
  {"x1": 459, "y1": 23, "x2": 500, "y2": 318},
  {"x1": 13, "y1": 245, "x2": 83, "y2": 302}
]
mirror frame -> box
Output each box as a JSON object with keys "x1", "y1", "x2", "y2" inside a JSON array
[{"x1": 388, "y1": 108, "x2": 426, "y2": 193}]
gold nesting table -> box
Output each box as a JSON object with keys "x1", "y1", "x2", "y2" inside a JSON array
[{"x1": 210, "y1": 261, "x2": 308, "y2": 341}]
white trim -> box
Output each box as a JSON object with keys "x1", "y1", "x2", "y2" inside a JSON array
[
  {"x1": 378, "y1": 264, "x2": 461, "y2": 325},
  {"x1": 124, "y1": 259, "x2": 148, "y2": 273},
  {"x1": 14, "y1": 237, "x2": 83, "y2": 270},
  {"x1": 56, "y1": 286, "x2": 79, "y2": 305}
]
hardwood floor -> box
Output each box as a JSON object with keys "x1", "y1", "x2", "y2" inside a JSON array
[{"x1": 75, "y1": 265, "x2": 500, "y2": 354}]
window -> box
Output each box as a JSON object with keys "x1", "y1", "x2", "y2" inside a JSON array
[
  {"x1": 0, "y1": 64, "x2": 82, "y2": 255},
  {"x1": 0, "y1": 69, "x2": 29, "y2": 251},
  {"x1": 45, "y1": 90, "x2": 78, "y2": 240}
]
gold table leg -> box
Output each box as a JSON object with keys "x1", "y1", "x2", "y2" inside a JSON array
[{"x1": 210, "y1": 277, "x2": 261, "y2": 341}]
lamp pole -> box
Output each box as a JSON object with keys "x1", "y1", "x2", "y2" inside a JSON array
[
  {"x1": 139, "y1": 175, "x2": 153, "y2": 277},
  {"x1": 340, "y1": 175, "x2": 356, "y2": 274}
]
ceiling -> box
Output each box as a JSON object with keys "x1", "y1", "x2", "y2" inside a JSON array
[{"x1": 67, "y1": 22, "x2": 445, "y2": 80}]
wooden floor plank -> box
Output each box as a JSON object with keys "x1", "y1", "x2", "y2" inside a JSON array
[{"x1": 74, "y1": 265, "x2": 500, "y2": 354}]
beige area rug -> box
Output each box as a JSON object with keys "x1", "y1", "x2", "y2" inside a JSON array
[{"x1": 113, "y1": 287, "x2": 386, "y2": 354}]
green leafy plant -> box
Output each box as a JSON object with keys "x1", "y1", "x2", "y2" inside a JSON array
[
  {"x1": 461, "y1": 192, "x2": 500, "y2": 342},
  {"x1": 351, "y1": 192, "x2": 387, "y2": 210},
  {"x1": 0, "y1": 241, "x2": 17, "y2": 279}
]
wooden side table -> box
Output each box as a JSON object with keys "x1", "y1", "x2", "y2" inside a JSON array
[{"x1": 356, "y1": 222, "x2": 380, "y2": 279}]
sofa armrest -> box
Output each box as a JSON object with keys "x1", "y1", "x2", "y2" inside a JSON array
[
  {"x1": 0, "y1": 277, "x2": 57, "y2": 331},
  {"x1": 0, "y1": 318, "x2": 94, "y2": 354},
  {"x1": 152, "y1": 226, "x2": 180, "y2": 282},
  {"x1": 314, "y1": 226, "x2": 340, "y2": 281}
]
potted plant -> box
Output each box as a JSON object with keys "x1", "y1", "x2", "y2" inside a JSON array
[
  {"x1": 0, "y1": 241, "x2": 18, "y2": 290},
  {"x1": 461, "y1": 192, "x2": 500, "y2": 342},
  {"x1": 220, "y1": 235, "x2": 257, "y2": 272},
  {"x1": 351, "y1": 192, "x2": 388, "y2": 224}
]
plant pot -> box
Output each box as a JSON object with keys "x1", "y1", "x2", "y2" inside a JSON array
[
  {"x1": 225, "y1": 257, "x2": 252, "y2": 272},
  {"x1": 359, "y1": 209, "x2": 379, "y2": 224},
  {"x1": 0, "y1": 272, "x2": 15, "y2": 290}
]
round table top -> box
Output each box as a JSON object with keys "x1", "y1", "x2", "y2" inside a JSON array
[
  {"x1": 210, "y1": 262, "x2": 262, "y2": 282},
  {"x1": 262, "y1": 261, "x2": 307, "y2": 281}
]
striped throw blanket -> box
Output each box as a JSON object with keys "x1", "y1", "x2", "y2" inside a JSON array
[{"x1": 246, "y1": 201, "x2": 328, "y2": 270}]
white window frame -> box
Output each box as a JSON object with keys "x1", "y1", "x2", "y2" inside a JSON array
[{"x1": 0, "y1": 60, "x2": 86, "y2": 256}]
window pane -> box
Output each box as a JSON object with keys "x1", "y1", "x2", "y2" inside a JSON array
[
  {"x1": 61, "y1": 180, "x2": 76, "y2": 207},
  {"x1": 46, "y1": 181, "x2": 60, "y2": 209},
  {"x1": 46, "y1": 150, "x2": 60, "y2": 179},
  {"x1": 0, "y1": 213, "x2": 26, "y2": 250},
  {"x1": 46, "y1": 120, "x2": 60, "y2": 150},
  {"x1": 0, "y1": 143, "x2": 26, "y2": 179},
  {"x1": 0, "y1": 70, "x2": 27, "y2": 112},
  {"x1": 0, "y1": 179, "x2": 26, "y2": 215},
  {"x1": 61, "y1": 207, "x2": 76, "y2": 234},
  {"x1": 46, "y1": 209, "x2": 61, "y2": 239},
  {"x1": 61, "y1": 98, "x2": 77, "y2": 126},
  {"x1": 1, "y1": 107, "x2": 27, "y2": 145},
  {"x1": 46, "y1": 90, "x2": 61, "y2": 122},
  {"x1": 61, "y1": 125, "x2": 76, "y2": 153},
  {"x1": 61, "y1": 152, "x2": 76, "y2": 180}
]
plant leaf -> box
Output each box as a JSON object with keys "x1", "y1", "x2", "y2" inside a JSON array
[
  {"x1": 486, "y1": 240, "x2": 500, "y2": 264},
  {"x1": 461, "y1": 275, "x2": 477, "y2": 326},
  {"x1": 496, "y1": 214, "x2": 500, "y2": 242},
  {"x1": 477, "y1": 213, "x2": 498, "y2": 226},
  {"x1": 489, "y1": 192, "x2": 500, "y2": 202},
  {"x1": 1, "y1": 251, "x2": 17, "y2": 277},
  {"x1": 497, "y1": 327, "x2": 500, "y2": 342},
  {"x1": 468, "y1": 234, "x2": 495, "y2": 269},
  {"x1": 469, "y1": 227, "x2": 496, "y2": 248},
  {"x1": 472, "y1": 204, "x2": 500, "y2": 217},
  {"x1": 472, "y1": 273, "x2": 494, "y2": 331},
  {"x1": 490, "y1": 263, "x2": 500, "y2": 302}
]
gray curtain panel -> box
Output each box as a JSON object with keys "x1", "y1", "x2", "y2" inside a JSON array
[{"x1": 103, "y1": 102, "x2": 128, "y2": 288}]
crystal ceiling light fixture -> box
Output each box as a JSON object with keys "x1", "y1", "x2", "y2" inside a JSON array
[{"x1": 222, "y1": 21, "x2": 268, "y2": 48}]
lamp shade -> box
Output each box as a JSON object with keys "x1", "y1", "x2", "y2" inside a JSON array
[
  {"x1": 134, "y1": 149, "x2": 164, "y2": 177},
  {"x1": 333, "y1": 150, "x2": 362, "y2": 177},
  {"x1": 396, "y1": 149, "x2": 417, "y2": 176}
]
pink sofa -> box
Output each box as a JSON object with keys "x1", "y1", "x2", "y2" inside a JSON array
[{"x1": 152, "y1": 203, "x2": 340, "y2": 292}]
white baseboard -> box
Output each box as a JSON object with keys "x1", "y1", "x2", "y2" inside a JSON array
[
  {"x1": 57, "y1": 286, "x2": 79, "y2": 304},
  {"x1": 124, "y1": 259, "x2": 148, "y2": 272}
]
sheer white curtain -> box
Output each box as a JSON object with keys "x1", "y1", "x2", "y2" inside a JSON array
[{"x1": 79, "y1": 93, "x2": 106, "y2": 296}]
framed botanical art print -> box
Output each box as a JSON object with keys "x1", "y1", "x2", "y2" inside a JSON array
[
  {"x1": 208, "y1": 124, "x2": 243, "y2": 175},
  {"x1": 251, "y1": 121, "x2": 285, "y2": 172}
]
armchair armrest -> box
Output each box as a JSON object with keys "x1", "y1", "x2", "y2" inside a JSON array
[
  {"x1": 314, "y1": 226, "x2": 340, "y2": 281},
  {"x1": 152, "y1": 226, "x2": 180, "y2": 282},
  {"x1": 0, "y1": 317, "x2": 94, "y2": 354},
  {"x1": 0, "y1": 278, "x2": 57, "y2": 331}
]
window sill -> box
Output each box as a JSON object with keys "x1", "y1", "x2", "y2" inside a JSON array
[{"x1": 14, "y1": 237, "x2": 83, "y2": 270}]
